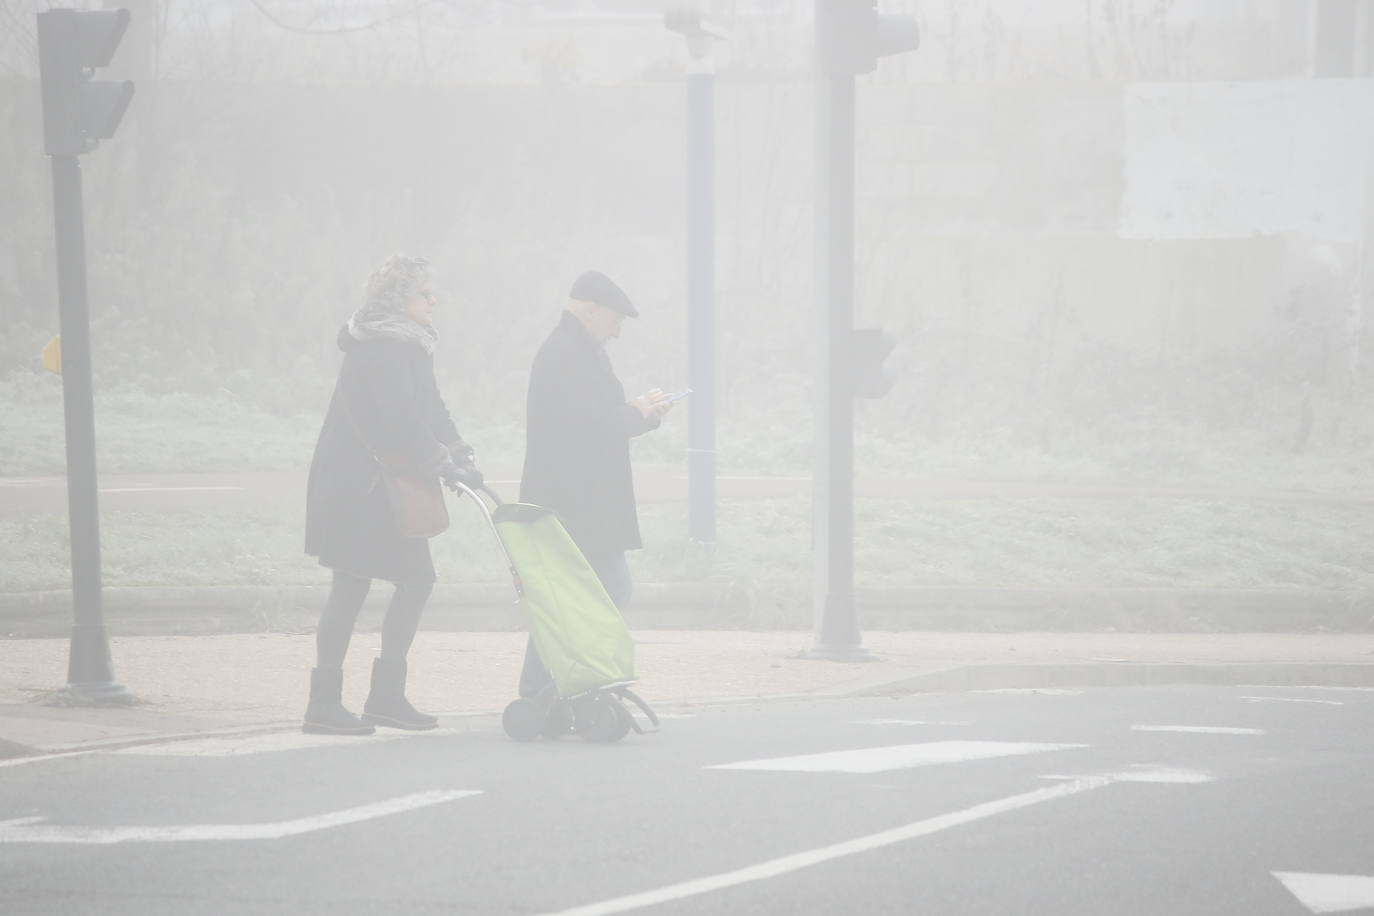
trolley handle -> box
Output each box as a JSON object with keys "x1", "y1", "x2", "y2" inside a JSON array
[
  {"x1": 445, "y1": 480, "x2": 522, "y2": 600},
  {"x1": 444, "y1": 479, "x2": 505, "y2": 507}
]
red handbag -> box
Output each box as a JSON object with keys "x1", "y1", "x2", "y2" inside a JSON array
[
  {"x1": 347, "y1": 407, "x2": 450, "y2": 539},
  {"x1": 376, "y1": 458, "x2": 449, "y2": 539}
]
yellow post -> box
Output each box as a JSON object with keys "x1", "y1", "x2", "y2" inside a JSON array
[
  {"x1": 41, "y1": 335, "x2": 61, "y2": 373},
  {"x1": 41, "y1": 335, "x2": 62, "y2": 374}
]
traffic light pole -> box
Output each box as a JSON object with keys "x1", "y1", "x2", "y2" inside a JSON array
[
  {"x1": 686, "y1": 57, "x2": 716, "y2": 544},
  {"x1": 804, "y1": 0, "x2": 918, "y2": 660},
  {"x1": 49, "y1": 153, "x2": 130, "y2": 703},
  {"x1": 807, "y1": 62, "x2": 871, "y2": 661}
]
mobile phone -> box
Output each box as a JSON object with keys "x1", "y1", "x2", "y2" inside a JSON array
[{"x1": 667, "y1": 389, "x2": 693, "y2": 403}]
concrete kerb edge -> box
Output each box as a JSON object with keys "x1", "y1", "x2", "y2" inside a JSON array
[
  {"x1": 841, "y1": 661, "x2": 1374, "y2": 696},
  {"x1": 6, "y1": 661, "x2": 1372, "y2": 761},
  {"x1": 0, "y1": 711, "x2": 505, "y2": 762}
]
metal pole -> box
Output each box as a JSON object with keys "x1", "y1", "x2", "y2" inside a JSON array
[
  {"x1": 686, "y1": 58, "x2": 716, "y2": 544},
  {"x1": 807, "y1": 54, "x2": 870, "y2": 661},
  {"x1": 49, "y1": 153, "x2": 131, "y2": 703}
]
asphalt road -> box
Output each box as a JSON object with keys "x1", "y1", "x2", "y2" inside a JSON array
[{"x1": 3, "y1": 684, "x2": 1371, "y2": 915}]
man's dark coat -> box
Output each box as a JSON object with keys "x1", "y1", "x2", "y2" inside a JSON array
[
  {"x1": 520, "y1": 311, "x2": 659, "y2": 557},
  {"x1": 305, "y1": 328, "x2": 463, "y2": 584}
]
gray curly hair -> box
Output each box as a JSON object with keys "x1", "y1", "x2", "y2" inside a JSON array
[
  {"x1": 360, "y1": 254, "x2": 430, "y2": 317},
  {"x1": 347, "y1": 254, "x2": 438, "y2": 353}
]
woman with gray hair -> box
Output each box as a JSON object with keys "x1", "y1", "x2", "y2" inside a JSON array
[{"x1": 303, "y1": 254, "x2": 483, "y2": 735}]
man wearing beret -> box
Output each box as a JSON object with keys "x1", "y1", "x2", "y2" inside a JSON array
[{"x1": 517, "y1": 270, "x2": 673, "y2": 698}]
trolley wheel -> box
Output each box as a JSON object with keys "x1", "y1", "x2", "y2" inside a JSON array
[
  {"x1": 502, "y1": 698, "x2": 543, "y2": 742},
  {"x1": 578, "y1": 696, "x2": 633, "y2": 743},
  {"x1": 541, "y1": 699, "x2": 575, "y2": 739}
]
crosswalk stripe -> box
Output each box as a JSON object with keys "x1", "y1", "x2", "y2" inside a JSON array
[
  {"x1": 707, "y1": 741, "x2": 1086, "y2": 774},
  {"x1": 1275, "y1": 872, "x2": 1374, "y2": 913},
  {"x1": 1132, "y1": 725, "x2": 1264, "y2": 735},
  {"x1": 0, "y1": 790, "x2": 479, "y2": 844},
  {"x1": 1240, "y1": 696, "x2": 1344, "y2": 706},
  {"x1": 114, "y1": 728, "x2": 464, "y2": 757},
  {"x1": 855, "y1": 719, "x2": 971, "y2": 726}
]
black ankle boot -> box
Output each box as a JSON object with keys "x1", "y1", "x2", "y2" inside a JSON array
[
  {"x1": 363, "y1": 657, "x2": 438, "y2": 730},
  {"x1": 302, "y1": 667, "x2": 375, "y2": 735}
]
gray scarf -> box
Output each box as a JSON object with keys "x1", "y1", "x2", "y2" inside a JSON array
[
  {"x1": 346, "y1": 311, "x2": 438, "y2": 354},
  {"x1": 347, "y1": 254, "x2": 439, "y2": 354}
]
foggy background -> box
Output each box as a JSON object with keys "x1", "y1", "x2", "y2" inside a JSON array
[{"x1": 2, "y1": 0, "x2": 1371, "y2": 486}]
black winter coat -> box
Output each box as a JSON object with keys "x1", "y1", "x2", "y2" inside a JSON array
[
  {"x1": 305, "y1": 327, "x2": 464, "y2": 584},
  {"x1": 519, "y1": 311, "x2": 659, "y2": 557}
]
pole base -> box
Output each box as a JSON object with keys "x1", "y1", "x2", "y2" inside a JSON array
[
  {"x1": 799, "y1": 644, "x2": 880, "y2": 663},
  {"x1": 686, "y1": 537, "x2": 717, "y2": 561},
  {"x1": 48, "y1": 681, "x2": 137, "y2": 707}
]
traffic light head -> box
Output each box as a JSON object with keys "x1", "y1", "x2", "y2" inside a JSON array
[
  {"x1": 37, "y1": 8, "x2": 136, "y2": 157},
  {"x1": 819, "y1": 0, "x2": 920, "y2": 76},
  {"x1": 849, "y1": 327, "x2": 897, "y2": 399},
  {"x1": 664, "y1": 6, "x2": 730, "y2": 60}
]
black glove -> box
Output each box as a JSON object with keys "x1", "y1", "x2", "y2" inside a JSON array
[
  {"x1": 453, "y1": 463, "x2": 484, "y2": 490},
  {"x1": 438, "y1": 455, "x2": 483, "y2": 491},
  {"x1": 445, "y1": 441, "x2": 476, "y2": 466}
]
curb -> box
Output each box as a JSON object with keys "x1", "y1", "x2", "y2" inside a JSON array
[
  {"x1": 2, "y1": 585, "x2": 1370, "y2": 637},
  {"x1": 846, "y1": 661, "x2": 1374, "y2": 696},
  {"x1": 0, "y1": 723, "x2": 293, "y2": 763},
  {"x1": 7, "y1": 661, "x2": 1372, "y2": 761}
]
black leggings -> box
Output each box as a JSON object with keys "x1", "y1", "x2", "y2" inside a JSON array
[{"x1": 315, "y1": 569, "x2": 434, "y2": 669}]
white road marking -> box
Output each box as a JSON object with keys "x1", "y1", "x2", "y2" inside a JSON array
[
  {"x1": 1111, "y1": 767, "x2": 1214, "y2": 783},
  {"x1": 1238, "y1": 686, "x2": 1374, "y2": 693},
  {"x1": 0, "y1": 725, "x2": 320, "y2": 769},
  {"x1": 974, "y1": 688, "x2": 1084, "y2": 696},
  {"x1": 541, "y1": 768, "x2": 1202, "y2": 916},
  {"x1": 1132, "y1": 725, "x2": 1265, "y2": 735},
  {"x1": 1240, "y1": 696, "x2": 1345, "y2": 706},
  {"x1": 1274, "y1": 872, "x2": 1374, "y2": 914},
  {"x1": 855, "y1": 719, "x2": 971, "y2": 726},
  {"x1": 0, "y1": 790, "x2": 479, "y2": 845},
  {"x1": 114, "y1": 728, "x2": 463, "y2": 757},
  {"x1": 707, "y1": 741, "x2": 1086, "y2": 774},
  {"x1": 1043, "y1": 766, "x2": 1215, "y2": 784},
  {"x1": 699, "y1": 476, "x2": 810, "y2": 482},
  {"x1": 99, "y1": 486, "x2": 244, "y2": 494},
  {"x1": 0, "y1": 750, "x2": 93, "y2": 770}
]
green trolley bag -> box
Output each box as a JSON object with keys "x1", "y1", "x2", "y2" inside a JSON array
[
  {"x1": 491, "y1": 502, "x2": 635, "y2": 696},
  {"x1": 452, "y1": 483, "x2": 658, "y2": 743}
]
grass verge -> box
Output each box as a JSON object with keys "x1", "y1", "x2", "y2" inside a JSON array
[
  {"x1": 4, "y1": 495, "x2": 1371, "y2": 627},
  {"x1": 8, "y1": 375, "x2": 1374, "y2": 493},
  {"x1": 0, "y1": 374, "x2": 532, "y2": 477}
]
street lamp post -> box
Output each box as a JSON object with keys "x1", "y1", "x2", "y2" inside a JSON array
[{"x1": 665, "y1": 8, "x2": 729, "y2": 546}]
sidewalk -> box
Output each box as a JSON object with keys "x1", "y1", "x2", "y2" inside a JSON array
[{"x1": 3, "y1": 630, "x2": 1372, "y2": 759}]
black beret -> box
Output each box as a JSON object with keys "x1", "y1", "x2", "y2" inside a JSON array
[{"x1": 569, "y1": 270, "x2": 638, "y2": 318}]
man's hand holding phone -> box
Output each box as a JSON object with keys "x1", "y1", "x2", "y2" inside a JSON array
[{"x1": 632, "y1": 387, "x2": 688, "y2": 420}]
